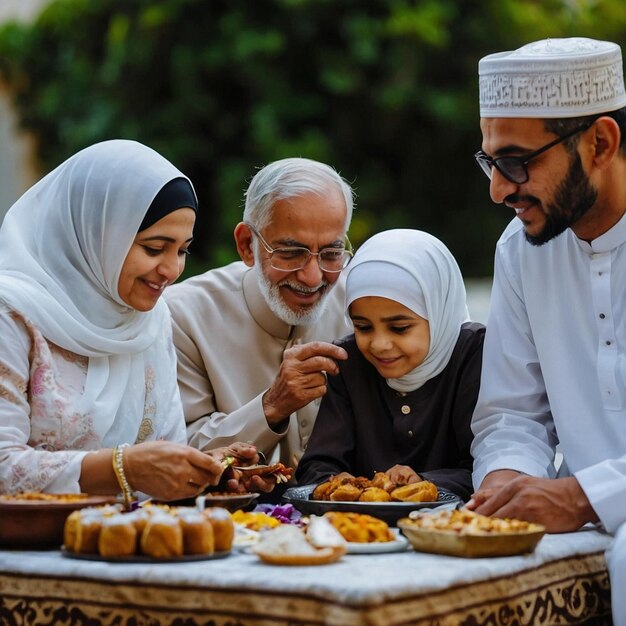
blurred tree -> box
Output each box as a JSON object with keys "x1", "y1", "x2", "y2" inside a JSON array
[{"x1": 1, "y1": 0, "x2": 625, "y2": 277}]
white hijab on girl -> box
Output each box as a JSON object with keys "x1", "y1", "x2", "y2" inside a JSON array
[
  {"x1": 345, "y1": 229, "x2": 470, "y2": 393},
  {"x1": 0, "y1": 139, "x2": 195, "y2": 446}
]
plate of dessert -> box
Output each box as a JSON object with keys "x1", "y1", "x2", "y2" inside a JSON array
[
  {"x1": 61, "y1": 502, "x2": 236, "y2": 562},
  {"x1": 398, "y1": 508, "x2": 546, "y2": 558}
]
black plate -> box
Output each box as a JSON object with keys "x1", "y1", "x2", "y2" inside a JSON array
[
  {"x1": 61, "y1": 547, "x2": 230, "y2": 563},
  {"x1": 282, "y1": 484, "x2": 460, "y2": 526}
]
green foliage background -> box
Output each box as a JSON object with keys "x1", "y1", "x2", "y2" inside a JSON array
[{"x1": 1, "y1": 0, "x2": 625, "y2": 278}]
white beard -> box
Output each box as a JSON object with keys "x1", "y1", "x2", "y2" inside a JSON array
[{"x1": 255, "y1": 265, "x2": 329, "y2": 326}]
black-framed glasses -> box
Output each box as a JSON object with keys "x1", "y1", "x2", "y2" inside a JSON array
[
  {"x1": 246, "y1": 223, "x2": 353, "y2": 273},
  {"x1": 474, "y1": 120, "x2": 596, "y2": 184}
]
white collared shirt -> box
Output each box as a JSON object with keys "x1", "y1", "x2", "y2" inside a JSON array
[{"x1": 471, "y1": 213, "x2": 626, "y2": 533}]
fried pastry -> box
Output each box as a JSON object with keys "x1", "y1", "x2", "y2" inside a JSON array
[
  {"x1": 370, "y1": 472, "x2": 395, "y2": 493},
  {"x1": 391, "y1": 481, "x2": 438, "y2": 502},
  {"x1": 141, "y1": 514, "x2": 184, "y2": 558},
  {"x1": 312, "y1": 473, "x2": 439, "y2": 503},
  {"x1": 358, "y1": 487, "x2": 391, "y2": 502},
  {"x1": 202, "y1": 506, "x2": 235, "y2": 551},
  {"x1": 329, "y1": 483, "x2": 362, "y2": 501},
  {"x1": 312, "y1": 480, "x2": 335, "y2": 500},
  {"x1": 178, "y1": 510, "x2": 215, "y2": 555},
  {"x1": 323, "y1": 511, "x2": 394, "y2": 543},
  {"x1": 98, "y1": 514, "x2": 138, "y2": 557},
  {"x1": 63, "y1": 510, "x2": 82, "y2": 552}
]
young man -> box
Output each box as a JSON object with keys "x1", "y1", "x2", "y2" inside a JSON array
[
  {"x1": 467, "y1": 38, "x2": 626, "y2": 624},
  {"x1": 165, "y1": 158, "x2": 354, "y2": 474}
]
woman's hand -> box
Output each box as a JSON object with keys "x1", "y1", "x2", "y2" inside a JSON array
[
  {"x1": 385, "y1": 464, "x2": 421, "y2": 485},
  {"x1": 122, "y1": 440, "x2": 225, "y2": 501},
  {"x1": 206, "y1": 442, "x2": 276, "y2": 494}
]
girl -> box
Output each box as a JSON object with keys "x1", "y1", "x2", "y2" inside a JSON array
[{"x1": 296, "y1": 229, "x2": 484, "y2": 501}]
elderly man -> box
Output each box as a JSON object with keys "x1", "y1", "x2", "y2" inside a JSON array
[
  {"x1": 165, "y1": 157, "x2": 354, "y2": 473},
  {"x1": 467, "y1": 37, "x2": 626, "y2": 623}
]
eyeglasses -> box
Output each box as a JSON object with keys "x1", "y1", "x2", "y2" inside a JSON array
[
  {"x1": 474, "y1": 120, "x2": 595, "y2": 184},
  {"x1": 246, "y1": 223, "x2": 353, "y2": 273}
]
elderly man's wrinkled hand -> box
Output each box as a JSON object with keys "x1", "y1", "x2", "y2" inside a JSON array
[{"x1": 262, "y1": 341, "x2": 348, "y2": 427}]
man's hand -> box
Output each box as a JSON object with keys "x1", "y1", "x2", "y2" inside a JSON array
[
  {"x1": 467, "y1": 471, "x2": 598, "y2": 533},
  {"x1": 262, "y1": 341, "x2": 348, "y2": 426}
]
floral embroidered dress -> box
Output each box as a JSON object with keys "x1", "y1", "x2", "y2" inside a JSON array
[
  {"x1": 0, "y1": 304, "x2": 186, "y2": 494},
  {"x1": 0, "y1": 140, "x2": 193, "y2": 496}
]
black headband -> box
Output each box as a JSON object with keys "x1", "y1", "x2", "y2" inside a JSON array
[{"x1": 138, "y1": 177, "x2": 197, "y2": 232}]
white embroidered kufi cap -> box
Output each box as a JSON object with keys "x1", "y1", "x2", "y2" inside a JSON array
[{"x1": 479, "y1": 37, "x2": 626, "y2": 118}]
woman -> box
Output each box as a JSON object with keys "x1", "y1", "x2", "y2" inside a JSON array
[
  {"x1": 0, "y1": 139, "x2": 266, "y2": 502},
  {"x1": 296, "y1": 229, "x2": 485, "y2": 501}
]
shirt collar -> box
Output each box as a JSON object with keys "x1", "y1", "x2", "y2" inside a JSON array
[{"x1": 574, "y1": 209, "x2": 626, "y2": 254}]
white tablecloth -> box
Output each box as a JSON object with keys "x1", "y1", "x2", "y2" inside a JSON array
[{"x1": 0, "y1": 528, "x2": 613, "y2": 626}]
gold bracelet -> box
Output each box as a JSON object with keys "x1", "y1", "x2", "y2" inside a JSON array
[{"x1": 112, "y1": 443, "x2": 136, "y2": 510}]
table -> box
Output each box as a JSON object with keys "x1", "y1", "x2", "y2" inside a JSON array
[{"x1": 0, "y1": 528, "x2": 613, "y2": 626}]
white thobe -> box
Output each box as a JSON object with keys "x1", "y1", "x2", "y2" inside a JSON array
[
  {"x1": 164, "y1": 261, "x2": 352, "y2": 467},
  {"x1": 471, "y1": 214, "x2": 626, "y2": 624}
]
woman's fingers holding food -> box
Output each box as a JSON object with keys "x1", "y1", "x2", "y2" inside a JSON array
[{"x1": 123, "y1": 441, "x2": 224, "y2": 501}]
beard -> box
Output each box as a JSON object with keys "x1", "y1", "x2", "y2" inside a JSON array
[
  {"x1": 524, "y1": 153, "x2": 597, "y2": 246},
  {"x1": 254, "y1": 255, "x2": 330, "y2": 326}
]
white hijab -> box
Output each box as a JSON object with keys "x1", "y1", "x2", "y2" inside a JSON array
[
  {"x1": 345, "y1": 229, "x2": 470, "y2": 393},
  {"x1": 0, "y1": 139, "x2": 194, "y2": 445}
]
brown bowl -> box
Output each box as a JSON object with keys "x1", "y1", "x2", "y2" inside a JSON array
[
  {"x1": 0, "y1": 495, "x2": 117, "y2": 549},
  {"x1": 195, "y1": 492, "x2": 260, "y2": 513},
  {"x1": 397, "y1": 518, "x2": 545, "y2": 558}
]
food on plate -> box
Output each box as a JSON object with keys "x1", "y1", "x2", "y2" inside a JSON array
[
  {"x1": 329, "y1": 483, "x2": 362, "y2": 501},
  {"x1": 72, "y1": 510, "x2": 107, "y2": 553},
  {"x1": 390, "y1": 481, "x2": 438, "y2": 503},
  {"x1": 231, "y1": 510, "x2": 282, "y2": 531},
  {"x1": 403, "y1": 509, "x2": 544, "y2": 534},
  {"x1": 178, "y1": 510, "x2": 215, "y2": 555},
  {"x1": 63, "y1": 503, "x2": 234, "y2": 558},
  {"x1": 233, "y1": 462, "x2": 294, "y2": 484},
  {"x1": 233, "y1": 524, "x2": 261, "y2": 548},
  {"x1": 195, "y1": 491, "x2": 260, "y2": 513},
  {"x1": 252, "y1": 515, "x2": 346, "y2": 565},
  {"x1": 359, "y1": 487, "x2": 392, "y2": 503},
  {"x1": 398, "y1": 509, "x2": 546, "y2": 558},
  {"x1": 253, "y1": 503, "x2": 303, "y2": 526},
  {"x1": 202, "y1": 506, "x2": 235, "y2": 551},
  {"x1": 306, "y1": 514, "x2": 347, "y2": 550},
  {"x1": 0, "y1": 492, "x2": 92, "y2": 502},
  {"x1": 323, "y1": 511, "x2": 394, "y2": 543},
  {"x1": 141, "y1": 514, "x2": 184, "y2": 558},
  {"x1": 312, "y1": 472, "x2": 439, "y2": 503},
  {"x1": 232, "y1": 504, "x2": 304, "y2": 543},
  {"x1": 64, "y1": 504, "x2": 122, "y2": 553},
  {"x1": 99, "y1": 514, "x2": 138, "y2": 557}
]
